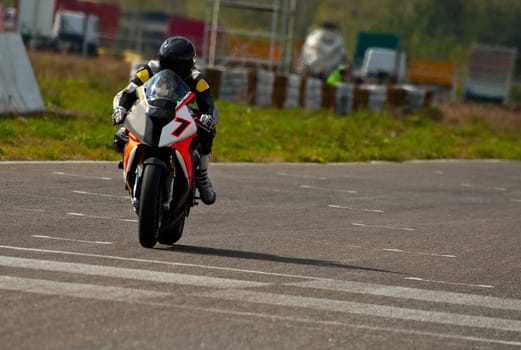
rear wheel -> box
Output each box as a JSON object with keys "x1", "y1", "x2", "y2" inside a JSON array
[{"x1": 138, "y1": 164, "x2": 163, "y2": 248}]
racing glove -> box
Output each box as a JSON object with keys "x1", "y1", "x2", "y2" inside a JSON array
[
  {"x1": 112, "y1": 106, "x2": 127, "y2": 125},
  {"x1": 197, "y1": 114, "x2": 216, "y2": 133}
]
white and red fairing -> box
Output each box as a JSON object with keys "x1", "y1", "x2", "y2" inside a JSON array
[{"x1": 123, "y1": 78, "x2": 198, "y2": 185}]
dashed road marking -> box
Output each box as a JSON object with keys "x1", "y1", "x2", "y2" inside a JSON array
[
  {"x1": 32, "y1": 235, "x2": 113, "y2": 245},
  {"x1": 300, "y1": 185, "x2": 357, "y2": 193},
  {"x1": 72, "y1": 190, "x2": 128, "y2": 199},
  {"x1": 329, "y1": 204, "x2": 383, "y2": 213},
  {"x1": 12, "y1": 207, "x2": 45, "y2": 213},
  {"x1": 352, "y1": 222, "x2": 415, "y2": 231},
  {"x1": 53, "y1": 171, "x2": 112, "y2": 181},
  {"x1": 461, "y1": 183, "x2": 509, "y2": 192},
  {"x1": 382, "y1": 248, "x2": 456, "y2": 258},
  {"x1": 66, "y1": 212, "x2": 137, "y2": 223},
  {"x1": 276, "y1": 172, "x2": 328, "y2": 180}
]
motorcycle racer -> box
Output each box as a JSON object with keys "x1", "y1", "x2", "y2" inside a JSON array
[{"x1": 112, "y1": 36, "x2": 217, "y2": 205}]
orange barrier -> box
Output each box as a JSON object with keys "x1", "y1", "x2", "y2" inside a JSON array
[
  {"x1": 225, "y1": 37, "x2": 281, "y2": 62},
  {"x1": 408, "y1": 59, "x2": 455, "y2": 86}
]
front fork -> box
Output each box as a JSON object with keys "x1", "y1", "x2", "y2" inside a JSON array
[
  {"x1": 131, "y1": 156, "x2": 176, "y2": 213},
  {"x1": 164, "y1": 153, "x2": 177, "y2": 211}
]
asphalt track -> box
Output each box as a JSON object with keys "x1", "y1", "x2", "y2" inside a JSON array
[{"x1": 1, "y1": 160, "x2": 520, "y2": 350}]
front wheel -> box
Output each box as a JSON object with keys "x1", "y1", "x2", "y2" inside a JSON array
[
  {"x1": 158, "y1": 217, "x2": 185, "y2": 245},
  {"x1": 138, "y1": 164, "x2": 163, "y2": 248}
]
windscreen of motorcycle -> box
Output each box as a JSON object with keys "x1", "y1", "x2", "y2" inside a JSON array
[
  {"x1": 125, "y1": 69, "x2": 197, "y2": 147},
  {"x1": 144, "y1": 69, "x2": 193, "y2": 111}
]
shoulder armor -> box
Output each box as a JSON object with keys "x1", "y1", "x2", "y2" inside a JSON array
[
  {"x1": 189, "y1": 69, "x2": 210, "y2": 92},
  {"x1": 190, "y1": 69, "x2": 202, "y2": 80},
  {"x1": 148, "y1": 60, "x2": 161, "y2": 74}
]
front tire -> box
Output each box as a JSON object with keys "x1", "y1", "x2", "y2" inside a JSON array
[
  {"x1": 158, "y1": 217, "x2": 185, "y2": 245},
  {"x1": 138, "y1": 164, "x2": 163, "y2": 248}
]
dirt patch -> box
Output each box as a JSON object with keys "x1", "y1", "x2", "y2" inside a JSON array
[
  {"x1": 438, "y1": 101, "x2": 521, "y2": 133},
  {"x1": 29, "y1": 50, "x2": 130, "y2": 88}
]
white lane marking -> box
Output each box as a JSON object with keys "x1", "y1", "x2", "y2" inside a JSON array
[
  {"x1": 1, "y1": 276, "x2": 518, "y2": 347},
  {"x1": 0, "y1": 245, "x2": 490, "y2": 290},
  {"x1": 53, "y1": 172, "x2": 112, "y2": 181},
  {"x1": 145, "y1": 304, "x2": 521, "y2": 348},
  {"x1": 0, "y1": 275, "x2": 168, "y2": 301},
  {"x1": 199, "y1": 289, "x2": 521, "y2": 333},
  {"x1": 406, "y1": 159, "x2": 503, "y2": 164},
  {"x1": 66, "y1": 212, "x2": 137, "y2": 223},
  {"x1": 0, "y1": 256, "x2": 267, "y2": 289},
  {"x1": 461, "y1": 183, "x2": 508, "y2": 192},
  {"x1": 13, "y1": 208, "x2": 45, "y2": 213},
  {"x1": 382, "y1": 248, "x2": 456, "y2": 258},
  {"x1": 300, "y1": 185, "x2": 357, "y2": 194},
  {"x1": 276, "y1": 172, "x2": 328, "y2": 180},
  {"x1": 352, "y1": 222, "x2": 415, "y2": 231},
  {"x1": 0, "y1": 245, "x2": 327, "y2": 280},
  {"x1": 9, "y1": 209, "x2": 134, "y2": 223},
  {"x1": 72, "y1": 190, "x2": 128, "y2": 199},
  {"x1": 0, "y1": 161, "x2": 117, "y2": 165},
  {"x1": 32, "y1": 235, "x2": 113, "y2": 245},
  {"x1": 328, "y1": 204, "x2": 383, "y2": 213},
  {"x1": 405, "y1": 277, "x2": 494, "y2": 289},
  {"x1": 512, "y1": 199, "x2": 521, "y2": 203},
  {"x1": 317, "y1": 243, "x2": 456, "y2": 259},
  {"x1": 287, "y1": 280, "x2": 515, "y2": 310}
]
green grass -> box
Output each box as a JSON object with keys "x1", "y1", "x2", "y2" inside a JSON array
[
  {"x1": 2, "y1": 101, "x2": 519, "y2": 162},
  {"x1": 212, "y1": 102, "x2": 521, "y2": 162},
  {"x1": 0, "y1": 52, "x2": 520, "y2": 162},
  {"x1": 0, "y1": 113, "x2": 116, "y2": 160}
]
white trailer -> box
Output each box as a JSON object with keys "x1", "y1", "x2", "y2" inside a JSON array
[
  {"x1": 52, "y1": 10, "x2": 100, "y2": 55},
  {"x1": 16, "y1": 0, "x2": 56, "y2": 40},
  {"x1": 463, "y1": 44, "x2": 517, "y2": 104},
  {"x1": 360, "y1": 48, "x2": 406, "y2": 84}
]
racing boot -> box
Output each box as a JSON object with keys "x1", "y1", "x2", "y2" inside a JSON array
[
  {"x1": 113, "y1": 127, "x2": 128, "y2": 154},
  {"x1": 196, "y1": 154, "x2": 216, "y2": 205},
  {"x1": 113, "y1": 127, "x2": 128, "y2": 169}
]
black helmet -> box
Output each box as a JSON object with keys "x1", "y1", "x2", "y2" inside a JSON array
[{"x1": 158, "y1": 36, "x2": 196, "y2": 78}]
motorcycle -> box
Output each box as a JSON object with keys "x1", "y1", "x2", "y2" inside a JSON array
[{"x1": 117, "y1": 69, "x2": 203, "y2": 248}]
